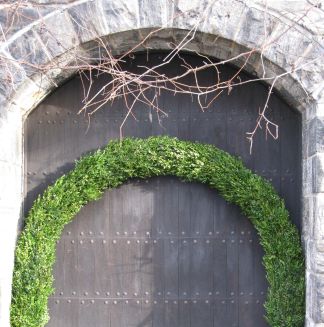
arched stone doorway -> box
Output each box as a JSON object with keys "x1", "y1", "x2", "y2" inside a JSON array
[{"x1": 0, "y1": 2, "x2": 322, "y2": 326}]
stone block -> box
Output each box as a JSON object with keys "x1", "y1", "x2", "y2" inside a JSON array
[
  {"x1": 300, "y1": 61, "x2": 324, "y2": 102},
  {"x1": 0, "y1": 3, "x2": 52, "y2": 40},
  {"x1": 101, "y1": 0, "x2": 139, "y2": 33},
  {"x1": 317, "y1": 102, "x2": 324, "y2": 117},
  {"x1": 313, "y1": 195, "x2": 324, "y2": 240},
  {"x1": 303, "y1": 115, "x2": 309, "y2": 158},
  {"x1": 10, "y1": 77, "x2": 50, "y2": 115},
  {"x1": 308, "y1": 272, "x2": 324, "y2": 322},
  {"x1": 303, "y1": 196, "x2": 314, "y2": 240},
  {"x1": 68, "y1": 1, "x2": 109, "y2": 43},
  {"x1": 313, "y1": 154, "x2": 324, "y2": 193},
  {"x1": 0, "y1": 52, "x2": 27, "y2": 98},
  {"x1": 277, "y1": 72, "x2": 309, "y2": 110},
  {"x1": 7, "y1": 30, "x2": 50, "y2": 77},
  {"x1": 0, "y1": 111, "x2": 22, "y2": 163},
  {"x1": 34, "y1": 10, "x2": 78, "y2": 59},
  {"x1": 308, "y1": 117, "x2": 324, "y2": 156},
  {"x1": 307, "y1": 271, "x2": 316, "y2": 322},
  {"x1": 138, "y1": 0, "x2": 170, "y2": 27},
  {"x1": 0, "y1": 161, "x2": 22, "y2": 210},
  {"x1": 0, "y1": 206, "x2": 21, "y2": 327},
  {"x1": 174, "y1": 0, "x2": 237, "y2": 34},
  {"x1": 304, "y1": 157, "x2": 313, "y2": 197},
  {"x1": 102, "y1": 29, "x2": 143, "y2": 57},
  {"x1": 308, "y1": 240, "x2": 324, "y2": 274},
  {"x1": 305, "y1": 103, "x2": 319, "y2": 124}
]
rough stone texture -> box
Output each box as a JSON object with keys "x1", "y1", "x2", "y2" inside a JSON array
[
  {"x1": 0, "y1": 1, "x2": 323, "y2": 326},
  {"x1": 313, "y1": 154, "x2": 324, "y2": 193},
  {"x1": 311, "y1": 240, "x2": 324, "y2": 274},
  {"x1": 7, "y1": 30, "x2": 51, "y2": 77},
  {"x1": 318, "y1": 102, "x2": 324, "y2": 117},
  {"x1": 309, "y1": 118, "x2": 324, "y2": 156},
  {"x1": 314, "y1": 195, "x2": 324, "y2": 240},
  {"x1": 35, "y1": 10, "x2": 79, "y2": 59},
  {"x1": 100, "y1": 1, "x2": 140, "y2": 33},
  {"x1": 68, "y1": 1, "x2": 109, "y2": 43},
  {"x1": 0, "y1": 54, "x2": 27, "y2": 99},
  {"x1": 302, "y1": 196, "x2": 314, "y2": 242}
]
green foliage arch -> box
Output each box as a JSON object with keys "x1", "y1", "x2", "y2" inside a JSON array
[{"x1": 11, "y1": 136, "x2": 305, "y2": 327}]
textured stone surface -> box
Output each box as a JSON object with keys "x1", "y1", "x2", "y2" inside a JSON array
[
  {"x1": 314, "y1": 195, "x2": 324, "y2": 240},
  {"x1": 304, "y1": 157, "x2": 313, "y2": 196},
  {"x1": 309, "y1": 271, "x2": 324, "y2": 324},
  {"x1": 0, "y1": 207, "x2": 23, "y2": 327},
  {"x1": 0, "y1": 1, "x2": 323, "y2": 326},
  {"x1": 313, "y1": 154, "x2": 324, "y2": 193},
  {"x1": 101, "y1": 0, "x2": 140, "y2": 33},
  {"x1": 0, "y1": 3, "x2": 51, "y2": 41},
  {"x1": 7, "y1": 30, "x2": 50, "y2": 76},
  {"x1": 303, "y1": 196, "x2": 314, "y2": 241},
  {"x1": 318, "y1": 102, "x2": 324, "y2": 117},
  {"x1": 0, "y1": 111, "x2": 22, "y2": 163},
  {"x1": 68, "y1": 1, "x2": 109, "y2": 43},
  {"x1": 0, "y1": 53, "x2": 27, "y2": 97},
  {"x1": 35, "y1": 10, "x2": 78, "y2": 59},
  {"x1": 313, "y1": 240, "x2": 324, "y2": 274},
  {"x1": 309, "y1": 117, "x2": 324, "y2": 156}
]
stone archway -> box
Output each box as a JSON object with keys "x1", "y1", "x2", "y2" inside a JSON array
[{"x1": 0, "y1": 1, "x2": 323, "y2": 326}]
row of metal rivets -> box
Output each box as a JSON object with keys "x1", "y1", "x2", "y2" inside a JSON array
[
  {"x1": 43, "y1": 110, "x2": 261, "y2": 118},
  {"x1": 39, "y1": 109, "x2": 266, "y2": 118},
  {"x1": 39, "y1": 118, "x2": 261, "y2": 124},
  {"x1": 38, "y1": 119, "x2": 172, "y2": 124},
  {"x1": 56, "y1": 291, "x2": 264, "y2": 296},
  {"x1": 62, "y1": 230, "x2": 253, "y2": 236},
  {"x1": 54, "y1": 299, "x2": 262, "y2": 305},
  {"x1": 59, "y1": 239, "x2": 253, "y2": 244},
  {"x1": 39, "y1": 109, "x2": 282, "y2": 121},
  {"x1": 37, "y1": 120, "x2": 65, "y2": 124}
]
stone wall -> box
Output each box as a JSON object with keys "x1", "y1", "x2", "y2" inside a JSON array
[{"x1": 0, "y1": 1, "x2": 323, "y2": 326}]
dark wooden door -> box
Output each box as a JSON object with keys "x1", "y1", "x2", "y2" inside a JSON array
[{"x1": 24, "y1": 52, "x2": 301, "y2": 327}]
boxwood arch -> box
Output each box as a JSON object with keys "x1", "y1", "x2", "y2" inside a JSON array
[{"x1": 11, "y1": 136, "x2": 305, "y2": 327}]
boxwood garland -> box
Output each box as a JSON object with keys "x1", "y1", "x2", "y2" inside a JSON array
[{"x1": 11, "y1": 136, "x2": 305, "y2": 327}]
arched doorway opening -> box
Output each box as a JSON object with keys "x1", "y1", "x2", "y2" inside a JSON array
[{"x1": 21, "y1": 52, "x2": 302, "y2": 327}]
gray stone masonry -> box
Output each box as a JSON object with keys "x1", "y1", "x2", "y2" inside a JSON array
[{"x1": 0, "y1": 1, "x2": 323, "y2": 326}]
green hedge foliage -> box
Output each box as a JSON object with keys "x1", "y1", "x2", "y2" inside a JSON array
[{"x1": 11, "y1": 136, "x2": 305, "y2": 327}]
